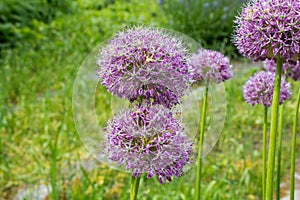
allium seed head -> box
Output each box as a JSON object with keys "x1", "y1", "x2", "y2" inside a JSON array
[
  {"x1": 103, "y1": 104, "x2": 194, "y2": 184},
  {"x1": 233, "y1": 0, "x2": 300, "y2": 61},
  {"x1": 264, "y1": 59, "x2": 300, "y2": 81},
  {"x1": 188, "y1": 49, "x2": 233, "y2": 83},
  {"x1": 97, "y1": 27, "x2": 194, "y2": 108},
  {"x1": 243, "y1": 71, "x2": 291, "y2": 107}
]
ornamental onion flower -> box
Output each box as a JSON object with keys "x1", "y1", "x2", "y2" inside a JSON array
[
  {"x1": 264, "y1": 59, "x2": 300, "y2": 81},
  {"x1": 97, "y1": 27, "x2": 194, "y2": 108},
  {"x1": 188, "y1": 49, "x2": 233, "y2": 83},
  {"x1": 243, "y1": 71, "x2": 291, "y2": 107},
  {"x1": 234, "y1": 1, "x2": 300, "y2": 199},
  {"x1": 102, "y1": 104, "x2": 193, "y2": 184},
  {"x1": 188, "y1": 48, "x2": 232, "y2": 200},
  {"x1": 233, "y1": 0, "x2": 300, "y2": 61}
]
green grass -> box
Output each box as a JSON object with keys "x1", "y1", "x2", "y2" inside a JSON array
[{"x1": 0, "y1": 0, "x2": 299, "y2": 200}]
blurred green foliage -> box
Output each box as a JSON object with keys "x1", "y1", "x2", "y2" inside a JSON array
[
  {"x1": 160, "y1": 0, "x2": 243, "y2": 58},
  {"x1": 0, "y1": 0, "x2": 74, "y2": 47}
]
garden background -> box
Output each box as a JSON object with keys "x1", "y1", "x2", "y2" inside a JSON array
[{"x1": 0, "y1": 0, "x2": 299, "y2": 199}]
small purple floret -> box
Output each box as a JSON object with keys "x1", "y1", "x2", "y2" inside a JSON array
[
  {"x1": 97, "y1": 27, "x2": 194, "y2": 108},
  {"x1": 103, "y1": 104, "x2": 193, "y2": 184},
  {"x1": 243, "y1": 71, "x2": 291, "y2": 107},
  {"x1": 233, "y1": 0, "x2": 300, "y2": 61},
  {"x1": 188, "y1": 49, "x2": 233, "y2": 83}
]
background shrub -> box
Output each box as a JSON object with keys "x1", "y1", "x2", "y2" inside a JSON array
[
  {"x1": 160, "y1": 0, "x2": 243, "y2": 58},
  {"x1": 0, "y1": 0, "x2": 73, "y2": 47}
]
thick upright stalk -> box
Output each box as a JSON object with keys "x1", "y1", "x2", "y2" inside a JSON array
[
  {"x1": 266, "y1": 56, "x2": 283, "y2": 200},
  {"x1": 290, "y1": 88, "x2": 300, "y2": 200},
  {"x1": 130, "y1": 176, "x2": 141, "y2": 200},
  {"x1": 276, "y1": 104, "x2": 284, "y2": 200},
  {"x1": 196, "y1": 85, "x2": 209, "y2": 200},
  {"x1": 263, "y1": 106, "x2": 268, "y2": 200}
]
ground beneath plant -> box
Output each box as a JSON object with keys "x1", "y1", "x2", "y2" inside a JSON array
[
  {"x1": 11, "y1": 156, "x2": 300, "y2": 200},
  {"x1": 280, "y1": 158, "x2": 300, "y2": 200}
]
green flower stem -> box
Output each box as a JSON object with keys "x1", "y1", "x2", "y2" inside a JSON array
[
  {"x1": 130, "y1": 176, "x2": 141, "y2": 200},
  {"x1": 276, "y1": 104, "x2": 284, "y2": 200},
  {"x1": 290, "y1": 88, "x2": 300, "y2": 200},
  {"x1": 263, "y1": 106, "x2": 268, "y2": 200},
  {"x1": 266, "y1": 56, "x2": 283, "y2": 200},
  {"x1": 196, "y1": 85, "x2": 209, "y2": 200}
]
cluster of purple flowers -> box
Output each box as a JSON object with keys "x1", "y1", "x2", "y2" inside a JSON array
[
  {"x1": 98, "y1": 26, "x2": 235, "y2": 184},
  {"x1": 233, "y1": 1, "x2": 300, "y2": 199},
  {"x1": 233, "y1": 0, "x2": 300, "y2": 61},
  {"x1": 243, "y1": 71, "x2": 291, "y2": 107},
  {"x1": 188, "y1": 49, "x2": 232, "y2": 83},
  {"x1": 98, "y1": 27, "x2": 195, "y2": 184},
  {"x1": 233, "y1": 0, "x2": 299, "y2": 107},
  {"x1": 97, "y1": 27, "x2": 194, "y2": 108},
  {"x1": 103, "y1": 104, "x2": 193, "y2": 184}
]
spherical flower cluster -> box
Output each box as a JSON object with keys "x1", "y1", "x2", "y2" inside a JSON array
[
  {"x1": 188, "y1": 49, "x2": 232, "y2": 83},
  {"x1": 264, "y1": 59, "x2": 300, "y2": 81},
  {"x1": 243, "y1": 71, "x2": 291, "y2": 107},
  {"x1": 97, "y1": 27, "x2": 194, "y2": 108},
  {"x1": 103, "y1": 104, "x2": 193, "y2": 184},
  {"x1": 233, "y1": 0, "x2": 300, "y2": 61}
]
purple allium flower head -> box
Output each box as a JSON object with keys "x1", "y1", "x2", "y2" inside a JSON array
[
  {"x1": 97, "y1": 27, "x2": 194, "y2": 108},
  {"x1": 243, "y1": 71, "x2": 291, "y2": 107},
  {"x1": 233, "y1": 0, "x2": 300, "y2": 61},
  {"x1": 103, "y1": 104, "x2": 193, "y2": 184},
  {"x1": 264, "y1": 59, "x2": 300, "y2": 81},
  {"x1": 188, "y1": 49, "x2": 233, "y2": 83}
]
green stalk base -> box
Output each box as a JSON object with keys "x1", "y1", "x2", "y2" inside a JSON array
[
  {"x1": 276, "y1": 104, "x2": 284, "y2": 200},
  {"x1": 266, "y1": 57, "x2": 283, "y2": 200},
  {"x1": 290, "y1": 88, "x2": 300, "y2": 200},
  {"x1": 263, "y1": 106, "x2": 268, "y2": 200},
  {"x1": 130, "y1": 176, "x2": 141, "y2": 200},
  {"x1": 196, "y1": 85, "x2": 209, "y2": 200}
]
